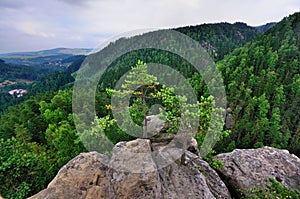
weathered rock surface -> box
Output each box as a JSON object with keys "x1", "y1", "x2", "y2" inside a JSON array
[
  {"x1": 28, "y1": 151, "x2": 111, "y2": 199},
  {"x1": 29, "y1": 139, "x2": 231, "y2": 199},
  {"x1": 143, "y1": 115, "x2": 167, "y2": 138},
  {"x1": 28, "y1": 138, "x2": 300, "y2": 199},
  {"x1": 109, "y1": 139, "x2": 161, "y2": 199},
  {"x1": 216, "y1": 146, "x2": 300, "y2": 197}
]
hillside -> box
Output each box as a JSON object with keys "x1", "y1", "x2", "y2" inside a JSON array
[
  {"x1": 0, "y1": 59, "x2": 56, "y2": 89},
  {"x1": 216, "y1": 12, "x2": 300, "y2": 155},
  {"x1": 254, "y1": 22, "x2": 276, "y2": 32},
  {"x1": 0, "y1": 55, "x2": 85, "y2": 114},
  {"x1": 96, "y1": 22, "x2": 266, "y2": 90},
  {"x1": 175, "y1": 22, "x2": 262, "y2": 60}
]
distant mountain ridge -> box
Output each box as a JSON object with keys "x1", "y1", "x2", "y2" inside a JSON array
[
  {"x1": 254, "y1": 22, "x2": 277, "y2": 32},
  {"x1": 0, "y1": 48, "x2": 91, "y2": 66},
  {"x1": 0, "y1": 22, "x2": 274, "y2": 65},
  {"x1": 0, "y1": 47, "x2": 91, "y2": 57}
]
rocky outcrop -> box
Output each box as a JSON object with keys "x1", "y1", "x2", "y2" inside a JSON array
[
  {"x1": 146, "y1": 115, "x2": 199, "y2": 156},
  {"x1": 28, "y1": 151, "x2": 111, "y2": 199},
  {"x1": 28, "y1": 138, "x2": 300, "y2": 199},
  {"x1": 29, "y1": 139, "x2": 231, "y2": 199},
  {"x1": 143, "y1": 115, "x2": 167, "y2": 137},
  {"x1": 216, "y1": 146, "x2": 300, "y2": 197}
]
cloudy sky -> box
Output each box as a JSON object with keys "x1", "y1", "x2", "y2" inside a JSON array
[{"x1": 0, "y1": 0, "x2": 299, "y2": 53}]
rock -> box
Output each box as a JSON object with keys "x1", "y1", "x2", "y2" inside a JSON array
[
  {"x1": 183, "y1": 151, "x2": 232, "y2": 199},
  {"x1": 187, "y1": 137, "x2": 200, "y2": 156},
  {"x1": 159, "y1": 160, "x2": 217, "y2": 198},
  {"x1": 28, "y1": 152, "x2": 111, "y2": 199},
  {"x1": 225, "y1": 113, "x2": 234, "y2": 129},
  {"x1": 29, "y1": 139, "x2": 231, "y2": 199},
  {"x1": 216, "y1": 146, "x2": 300, "y2": 197},
  {"x1": 143, "y1": 115, "x2": 167, "y2": 138},
  {"x1": 109, "y1": 139, "x2": 162, "y2": 198}
]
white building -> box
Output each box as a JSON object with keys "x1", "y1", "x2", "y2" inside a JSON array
[{"x1": 8, "y1": 89, "x2": 27, "y2": 97}]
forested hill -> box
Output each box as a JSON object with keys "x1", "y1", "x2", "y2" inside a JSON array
[
  {"x1": 175, "y1": 22, "x2": 262, "y2": 60},
  {"x1": 0, "y1": 59, "x2": 57, "y2": 81},
  {"x1": 0, "y1": 59, "x2": 59, "y2": 90},
  {"x1": 97, "y1": 22, "x2": 267, "y2": 89},
  {"x1": 0, "y1": 55, "x2": 85, "y2": 114},
  {"x1": 254, "y1": 22, "x2": 276, "y2": 33},
  {"x1": 216, "y1": 12, "x2": 300, "y2": 155}
]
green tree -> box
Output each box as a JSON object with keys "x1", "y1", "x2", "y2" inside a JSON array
[{"x1": 108, "y1": 60, "x2": 158, "y2": 137}]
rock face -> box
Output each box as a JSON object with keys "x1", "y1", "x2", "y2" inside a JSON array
[
  {"x1": 143, "y1": 115, "x2": 167, "y2": 138},
  {"x1": 216, "y1": 146, "x2": 300, "y2": 197},
  {"x1": 28, "y1": 151, "x2": 111, "y2": 199},
  {"x1": 28, "y1": 139, "x2": 300, "y2": 199},
  {"x1": 29, "y1": 139, "x2": 231, "y2": 199},
  {"x1": 146, "y1": 115, "x2": 200, "y2": 156}
]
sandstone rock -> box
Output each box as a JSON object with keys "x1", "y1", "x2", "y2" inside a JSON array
[
  {"x1": 29, "y1": 152, "x2": 111, "y2": 199},
  {"x1": 109, "y1": 139, "x2": 162, "y2": 198},
  {"x1": 159, "y1": 160, "x2": 216, "y2": 198},
  {"x1": 216, "y1": 146, "x2": 300, "y2": 197},
  {"x1": 183, "y1": 151, "x2": 231, "y2": 199},
  {"x1": 29, "y1": 139, "x2": 231, "y2": 199},
  {"x1": 143, "y1": 115, "x2": 167, "y2": 138},
  {"x1": 187, "y1": 137, "x2": 200, "y2": 156},
  {"x1": 185, "y1": 152, "x2": 232, "y2": 199}
]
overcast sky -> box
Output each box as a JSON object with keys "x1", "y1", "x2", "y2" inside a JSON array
[{"x1": 0, "y1": 0, "x2": 299, "y2": 53}]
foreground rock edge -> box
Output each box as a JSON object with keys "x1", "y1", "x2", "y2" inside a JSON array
[
  {"x1": 28, "y1": 139, "x2": 300, "y2": 199},
  {"x1": 28, "y1": 138, "x2": 230, "y2": 199}
]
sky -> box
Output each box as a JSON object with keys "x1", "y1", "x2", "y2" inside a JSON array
[{"x1": 0, "y1": 0, "x2": 299, "y2": 53}]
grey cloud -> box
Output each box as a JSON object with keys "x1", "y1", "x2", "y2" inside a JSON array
[
  {"x1": 0, "y1": 0, "x2": 27, "y2": 8},
  {"x1": 0, "y1": 0, "x2": 298, "y2": 53},
  {"x1": 55, "y1": 0, "x2": 95, "y2": 6}
]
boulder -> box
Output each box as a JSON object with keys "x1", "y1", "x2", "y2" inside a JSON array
[
  {"x1": 28, "y1": 152, "x2": 111, "y2": 199},
  {"x1": 109, "y1": 139, "x2": 162, "y2": 198},
  {"x1": 216, "y1": 146, "x2": 300, "y2": 197},
  {"x1": 29, "y1": 139, "x2": 231, "y2": 199},
  {"x1": 187, "y1": 137, "x2": 200, "y2": 156},
  {"x1": 143, "y1": 115, "x2": 167, "y2": 138},
  {"x1": 183, "y1": 151, "x2": 232, "y2": 199}
]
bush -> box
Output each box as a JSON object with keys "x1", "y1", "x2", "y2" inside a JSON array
[{"x1": 243, "y1": 178, "x2": 300, "y2": 199}]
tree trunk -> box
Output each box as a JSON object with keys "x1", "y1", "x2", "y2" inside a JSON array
[
  {"x1": 181, "y1": 130, "x2": 188, "y2": 165},
  {"x1": 143, "y1": 91, "x2": 147, "y2": 138}
]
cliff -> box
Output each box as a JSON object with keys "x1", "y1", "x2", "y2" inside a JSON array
[{"x1": 28, "y1": 138, "x2": 300, "y2": 199}]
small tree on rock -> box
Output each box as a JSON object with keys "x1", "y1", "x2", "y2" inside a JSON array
[{"x1": 107, "y1": 60, "x2": 159, "y2": 137}]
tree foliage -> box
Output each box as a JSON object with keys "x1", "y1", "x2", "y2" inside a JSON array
[
  {"x1": 215, "y1": 12, "x2": 300, "y2": 156},
  {"x1": 243, "y1": 179, "x2": 300, "y2": 199}
]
